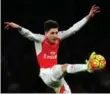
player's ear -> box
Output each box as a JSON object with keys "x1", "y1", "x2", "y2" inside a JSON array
[{"x1": 90, "y1": 51, "x2": 97, "y2": 59}]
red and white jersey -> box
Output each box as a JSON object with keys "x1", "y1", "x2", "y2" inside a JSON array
[
  {"x1": 18, "y1": 17, "x2": 88, "y2": 68},
  {"x1": 36, "y1": 38, "x2": 60, "y2": 68}
]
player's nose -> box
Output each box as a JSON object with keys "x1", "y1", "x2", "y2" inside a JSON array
[{"x1": 54, "y1": 34, "x2": 58, "y2": 38}]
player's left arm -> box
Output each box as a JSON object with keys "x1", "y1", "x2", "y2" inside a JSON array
[{"x1": 58, "y1": 4, "x2": 100, "y2": 40}]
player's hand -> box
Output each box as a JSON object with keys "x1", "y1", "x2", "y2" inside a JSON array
[
  {"x1": 4, "y1": 22, "x2": 20, "y2": 30},
  {"x1": 88, "y1": 4, "x2": 100, "y2": 18}
]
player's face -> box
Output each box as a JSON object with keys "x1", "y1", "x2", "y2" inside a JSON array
[{"x1": 45, "y1": 28, "x2": 58, "y2": 43}]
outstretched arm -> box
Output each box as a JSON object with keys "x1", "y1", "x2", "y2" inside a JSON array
[
  {"x1": 58, "y1": 4, "x2": 100, "y2": 40},
  {"x1": 4, "y1": 22, "x2": 43, "y2": 41}
]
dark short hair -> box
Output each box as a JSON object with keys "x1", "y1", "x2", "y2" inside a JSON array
[{"x1": 44, "y1": 20, "x2": 59, "y2": 32}]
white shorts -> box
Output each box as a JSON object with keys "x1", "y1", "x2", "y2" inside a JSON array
[{"x1": 39, "y1": 65, "x2": 71, "y2": 93}]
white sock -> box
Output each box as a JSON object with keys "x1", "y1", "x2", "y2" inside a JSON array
[{"x1": 66, "y1": 64, "x2": 87, "y2": 73}]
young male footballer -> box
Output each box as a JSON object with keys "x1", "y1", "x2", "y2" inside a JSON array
[{"x1": 4, "y1": 5, "x2": 105, "y2": 93}]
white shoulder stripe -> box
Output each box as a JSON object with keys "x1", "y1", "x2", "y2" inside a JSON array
[{"x1": 34, "y1": 36, "x2": 45, "y2": 55}]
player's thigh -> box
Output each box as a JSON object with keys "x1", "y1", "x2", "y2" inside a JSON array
[
  {"x1": 40, "y1": 69, "x2": 61, "y2": 88},
  {"x1": 51, "y1": 65, "x2": 67, "y2": 81},
  {"x1": 40, "y1": 72, "x2": 52, "y2": 87}
]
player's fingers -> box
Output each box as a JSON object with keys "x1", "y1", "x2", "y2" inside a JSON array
[
  {"x1": 4, "y1": 22, "x2": 10, "y2": 25},
  {"x1": 94, "y1": 6, "x2": 100, "y2": 9},
  {"x1": 92, "y1": 4, "x2": 96, "y2": 8},
  {"x1": 92, "y1": 8, "x2": 100, "y2": 12},
  {"x1": 10, "y1": 22, "x2": 14, "y2": 25},
  {"x1": 93, "y1": 7, "x2": 100, "y2": 10},
  {"x1": 92, "y1": 7, "x2": 100, "y2": 12},
  {"x1": 4, "y1": 25, "x2": 10, "y2": 30},
  {"x1": 93, "y1": 8, "x2": 100, "y2": 12},
  {"x1": 91, "y1": 4, "x2": 97, "y2": 9},
  {"x1": 4, "y1": 25, "x2": 8, "y2": 28},
  {"x1": 92, "y1": 5, "x2": 100, "y2": 11},
  {"x1": 95, "y1": 10, "x2": 100, "y2": 13}
]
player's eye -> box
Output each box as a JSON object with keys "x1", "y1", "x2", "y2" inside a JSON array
[
  {"x1": 51, "y1": 32, "x2": 58, "y2": 35},
  {"x1": 56, "y1": 32, "x2": 58, "y2": 34},
  {"x1": 51, "y1": 32, "x2": 55, "y2": 34}
]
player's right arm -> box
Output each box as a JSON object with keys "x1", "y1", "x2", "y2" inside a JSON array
[{"x1": 4, "y1": 22, "x2": 43, "y2": 41}]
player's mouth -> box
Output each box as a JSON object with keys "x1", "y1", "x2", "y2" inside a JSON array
[
  {"x1": 52, "y1": 38, "x2": 57, "y2": 42},
  {"x1": 51, "y1": 39, "x2": 57, "y2": 43}
]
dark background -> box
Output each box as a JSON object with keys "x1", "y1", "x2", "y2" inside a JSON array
[{"x1": 2, "y1": 0, "x2": 110, "y2": 93}]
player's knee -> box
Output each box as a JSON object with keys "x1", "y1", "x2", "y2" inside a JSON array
[
  {"x1": 62, "y1": 64, "x2": 68, "y2": 73},
  {"x1": 54, "y1": 87, "x2": 60, "y2": 93}
]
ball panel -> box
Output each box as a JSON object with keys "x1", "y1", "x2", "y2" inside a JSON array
[{"x1": 89, "y1": 55, "x2": 106, "y2": 69}]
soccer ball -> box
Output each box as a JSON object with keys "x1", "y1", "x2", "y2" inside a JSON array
[{"x1": 89, "y1": 52, "x2": 106, "y2": 69}]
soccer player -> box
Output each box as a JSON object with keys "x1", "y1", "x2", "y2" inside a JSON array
[{"x1": 4, "y1": 5, "x2": 101, "y2": 93}]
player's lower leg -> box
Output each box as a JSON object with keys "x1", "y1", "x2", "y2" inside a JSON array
[
  {"x1": 62, "y1": 51, "x2": 106, "y2": 74},
  {"x1": 51, "y1": 51, "x2": 106, "y2": 81},
  {"x1": 62, "y1": 64, "x2": 88, "y2": 74},
  {"x1": 54, "y1": 84, "x2": 71, "y2": 94}
]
